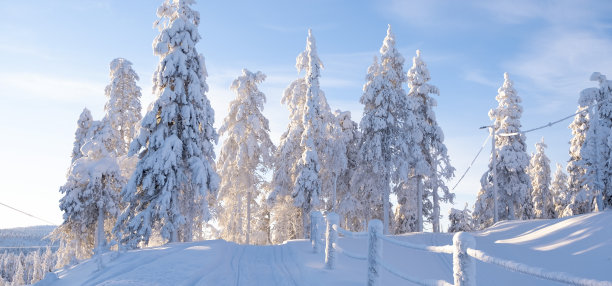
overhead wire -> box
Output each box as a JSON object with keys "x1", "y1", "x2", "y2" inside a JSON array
[
  {"x1": 451, "y1": 133, "x2": 490, "y2": 191},
  {"x1": 452, "y1": 98, "x2": 609, "y2": 190},
  {"x1": 0, "y1": 201, "x2": 57, "y2": 225}
]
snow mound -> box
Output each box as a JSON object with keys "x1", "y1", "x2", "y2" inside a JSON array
[{"x1": 39, "y1": 211, "x2": 612, "y2": 285}]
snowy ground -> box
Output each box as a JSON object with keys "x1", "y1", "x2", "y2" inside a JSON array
[{"x1": 37, "y1": 211, "x2": 612, "y2": 285}]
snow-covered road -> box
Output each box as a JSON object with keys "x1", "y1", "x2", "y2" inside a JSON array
[{"x1": 41, "y1": 240, "x2": 309, "y2": 286}]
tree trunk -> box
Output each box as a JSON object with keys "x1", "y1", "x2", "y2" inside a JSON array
[
  {"x1": 383, "y1": 175, "x2": 390, "y2": 234},
  {"x1": 95, "y1": 206, "x2": 105, "y2": 254},
  {"x1": 433, "y1": 180, "x2": 440, "y2": 233},
  {"x1": 417, "y1": 175, "x2": 423, "y2": 232},
  {"x1": 246, "y1": 186, "x2": 251, "y2": 244},
  {"x1": 303, "y1": 208, "x2": 309, "y2": 239}
]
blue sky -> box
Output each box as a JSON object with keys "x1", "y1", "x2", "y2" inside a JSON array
[{"x1": 0, "y1": 0, "x2": 611, "y2": 229}]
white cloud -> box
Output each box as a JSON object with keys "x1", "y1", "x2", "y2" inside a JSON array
[
  {"x1": 463, "y1": 70, "x2": 500, "y2": 88},
  {"x1": 505, "y1": 29, "x2": 612, "y2": 102},
  {"x1": 0, "y1": 72, "x2": 104, "y2": 103}
]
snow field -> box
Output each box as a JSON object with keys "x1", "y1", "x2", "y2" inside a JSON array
[{"x1": 39, "y1": 211, "x2": 612, "y2": 286}]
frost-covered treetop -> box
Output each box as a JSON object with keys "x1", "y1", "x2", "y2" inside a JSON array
[
  {"x1": 407, "y1": 49, "x2": 439, "y2": 96},
  {"x1": 71, "y1": 108, "x2": 94, "y2": 162},
  {"x1": 296, "y1": 29, "x2": 323, "y2": 76},
  {"x1": 154, "y1": 0, "x2": 200, "y2": 33},
  {"x1": 104, "y1": 58, "x2": 142, "y2": 155},
  {"x1": 379, "y1": 25, "x2": 406, "y2": 88},
  {"x1": 108, "y1": 58, "x2": 139, "y2": 81},
  {"x1": 490, "y1": 72, "x2": 523, "y2": 135},
  {"x1": 535, "y1": 137, "x2": 547, "y2": 154}
]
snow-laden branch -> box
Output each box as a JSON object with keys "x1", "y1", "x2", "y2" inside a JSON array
[{"x1": 467, "y1": 248, "x2": 612, "y2": 286}]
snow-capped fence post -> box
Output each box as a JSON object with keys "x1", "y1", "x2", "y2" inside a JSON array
[
  {"x1": 453, "y1": 232, "x2": 475, "y2": 286},
  {"x1": 367, "y1": 219, "x2": 383, "y2": 286},
  {"x1": 311, "y1": 211, "x2": 323, "y2": 253},
  {"x1": 325, "y1": 212, "x2": 339, "y2": 269}
]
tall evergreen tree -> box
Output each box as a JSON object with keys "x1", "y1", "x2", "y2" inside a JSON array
[
  {"x1": 115, "y1": 0, "x2": 219, "y2": 248},
  {"x1": 353, "y1": 26, "x2": 413, "y2": 234},
  {"x1": 550, "y1": 163, "x2": 569, "y2": 218},
  {"x1": 528, "y1": 138, "x2": 553, "y2": 219},
  {"x1": 474, "y1": 73, "x2": 531, "y2": 228},
  {"x1": 268, "y1": 29, "x2": 341, "y2": 240},
  {"x1": 406, "y1": 50, "x2": 455, "y2": 232},
  {"x1": 565, "y1": 104, "x2": 590, "y2": 216},
  {"x1": 104, "y1": 58, "x2": 142, "y2": 156},
  {"x1": 581, "y1": 72, "x2": 612, "y2": 209},
  {"x1": 71, "y1": 108, "x2": 94, "y2": 163},
  {"x1": 335, "y1": 110, "x2": 365, "y2": 231},
  {"x1": 216, "y1": 69, "x2": 274, "y2": 244},
  {"x1": 54, "y1": 120, "x2": 124, "y2": 265}
]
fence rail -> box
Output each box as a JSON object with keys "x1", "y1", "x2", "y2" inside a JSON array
[{"x1": 312, "y1": 211, "x2": 612, "y2": 286}]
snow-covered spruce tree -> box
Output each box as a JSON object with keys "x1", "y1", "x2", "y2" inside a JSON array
[
  {"x1": 269, "y1": 29, "x2": 343, "y2": 240},
  {"x1": 53, "y1": 120, "x2": 124, "y2": 266},
  {"x1": 564, "y1": 80, "x2": 608, "y2": 216},
  {"x1": 353, "y1": 26, "x2": 413, "y2": 234},
  {"x1": 565, "y1": 103, "x2": 590, "y2": 216},
  {"x1": 448, "y1": 204, "x2": 474, "y2": 232},
  {"x1": 392, "y1": 178, "x2": 418, "y2": 233},
  {"x1": 580, "y1": 72, "x2": 612, "y2": 210},
  {"x1": 114, "y1": 0, "x2": 219, "y2": 248},
  {"x1": 406, "y1": 50, "x2": 455, "y2": 233},
  {"x1": 216, "y1": 69, "x2": 274, "y2": 244},
  {"x1": 528, "y1": 138, "x2": 553, "y2": 219},
  {"x1": 550, "y1": 163, "x2": 569, "y2": 218},
  {"x1": 335, "y1": 110, "x2": 366, "y2": 231},
  {"x1": 71, "y1": 108, "x2": 94, "y2": 163},
  {"x1": 12, "y1": 258, "x2": 25, "y2": 286},
  {"x1": 474, "y1": 73, "x2": 531, "y2": 226},
  {"x1": 104, "y1": 58, "x2": 142, "y2": 156}
]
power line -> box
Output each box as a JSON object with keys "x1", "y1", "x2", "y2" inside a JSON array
[
  {"x1": 451, "y1": 133, "x2": 490, "y2": 191},
  {"x1": 0, "y1": 201, "x2": 57, "y2": 226},
  {"x1": 497, "y1": 99, "x2": 608, "y2": 137},
  {"x1": 452, "y1": 99, "x2": 607, "y2": 191}
]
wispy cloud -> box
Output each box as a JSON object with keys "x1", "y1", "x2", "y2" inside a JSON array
[
  {"x1": 505, "y1": 29, "x2": 612, "y2": 102},
  {"x1": 464, "y1": 70, "x2": 500, "y2": 88},
  {"x1": 0, "y1": 72, "x2": 104, "y2": 103}
]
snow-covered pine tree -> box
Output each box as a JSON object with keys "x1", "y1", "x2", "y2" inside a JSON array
[
  {"x1": 565, "y1": 103, "x2": 590, "y2": 216},
  {"x1": 71, "y1": 108, "x2": 94, "y2": 163},
  {"x1": 393, "y1": 178, "x2": 418, "y2": 233},
  {"x1": 528, "y1": 138, "x2": 553, "y2": 219},
  {"x1": 216, "y1": 69, "x2": 274, "y2": 244},
  {"x1": 474, "y1": 73, "x2": 531, "y2": 226},
  {"x1": 31, "y1": 252, "x2": 43, "y2": 283},
  {"x1": 581, "y1": 72, "x2": 612, "y2": 209},
  {"x1": 268, "y1": 29, "x2": 342, "y2": 240},
  {"x1": 335, "y1": 110, "x2": 366, "y2": 231},
  {"x1": 53, "y1": 120, "x2": 124, "y2": 265},
  {"x1": 550, "y1": 163, "x2": 569, "y2": 218},
  {"x1": 353, "y1": 25, "x2": 413, "y2": 234},
  {"x1": 290, "y1": 29, "x2": 323, "y2": 239},
  {"x1": 104, "y1": 58, "x2": 142, "y2": 156},
  {"x1": 42, "y1": 245, "x2": 55, "y2": 273},
  {"x1": 564, "y1": 80, "x2": 609, "y2": 216},
  {"x1": 12, "y1": 257, "x2": 25, "y2": 286},
  {"x1": 406, "y1": 50, "x2": 455, "y2": 232},
  {"x1": 114, "y1": 0, "x2": 219, "y2": 248},
  {"x1": 448, "y1": 204, "x2": 474, "y2": 233}
]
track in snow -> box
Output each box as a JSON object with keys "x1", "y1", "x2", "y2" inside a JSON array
[{"x1": 44, "y1": 240, "x2": 306, "y2": 286}]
